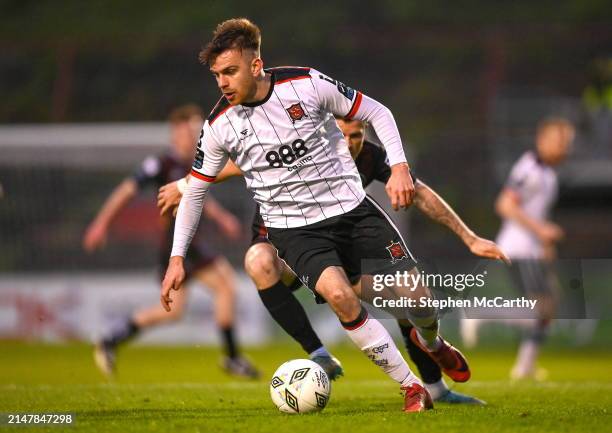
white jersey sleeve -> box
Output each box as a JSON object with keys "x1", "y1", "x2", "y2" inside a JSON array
[
  {"x1": 310, "y1": 69, "x2": 407, "y2": 166},
  {"x1": 191, "y1": 120, "x2": 230, "y2": 182},
  {"x1": 504, "y1": 152, "x2": 536, "y2": 201},
  {"x1": 170, "y1": 119, "x2": 229, "y2": 258}
]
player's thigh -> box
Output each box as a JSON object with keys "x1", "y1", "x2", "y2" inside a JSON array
[
  {"x1": 267, "y1": 224, "x2": 343, "y2": 295},
  {"x1": 343, "y1": 195, "x2": 417, "y2": 279},
  {"x1": 511, "y1": 260, "x2": 558, "y2": 317}
]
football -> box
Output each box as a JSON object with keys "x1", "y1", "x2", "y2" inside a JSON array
[{"x1": 269, "y1": 359, "x2": 331, "y2": 414}]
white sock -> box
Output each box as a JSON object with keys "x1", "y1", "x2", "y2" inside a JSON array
[
  {"x1": 514, "y1": 339, "x2": 539, "y2": 376},
  {"x1": 424, "y1": 379, "x2": 449, "y2": 400},
  {"x1": 343, "y1": 311, "x2": 420, "y2": 387}
]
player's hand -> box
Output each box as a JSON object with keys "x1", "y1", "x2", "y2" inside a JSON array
[
  {"x1": 536, "y1": 222, "x2": 564, "y2": 244},
  {"x1": 217, "y1": 214, "x2": 242, "y2": 240},
  {"x1": 157, "y1": 181, "x2": 182, "y2": 217},
  {"x1": 161, "y1": 256, "x2": 185, "y2": 312},
  {"x1": 386, "y1": 163, "x2": 415, "y2": 211},
  {"x1": 83, "y1": 221, "x2": 108, "y2": 252},
  {"x1": 542, "y1": 242, "x2": 557, "y2": 262},
  {"x1": 468, "y1": 236, "x2": 511, "y2": 265}
]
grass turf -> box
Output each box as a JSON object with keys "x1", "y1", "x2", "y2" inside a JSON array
[{"x1": 0, "y1": 342, "x2": 610, "y2": 433}]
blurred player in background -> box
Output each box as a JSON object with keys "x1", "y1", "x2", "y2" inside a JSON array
[
  {"x1": 83, "y1": 104, "x2": 259, "y2": 379},
  {"x1": 158, "y1": 117, "x2": 493, "y2": 404},
  {"x1": 462, "y1": 117, "x2": 574, "y2": 380}
]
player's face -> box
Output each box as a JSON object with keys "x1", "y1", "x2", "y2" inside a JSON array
[
  {"x1": 536, "y1": 124, "x2": 574, "y2": 166},
  {"x1": 336, "y1": 119, "x2": 366, "y2": 159},
  {"x1": 210, "y1": 49, "x2": 259, "y2": 106},
  {"x1": 171, "y1": 116, "x2": 203, "y2": 161}
]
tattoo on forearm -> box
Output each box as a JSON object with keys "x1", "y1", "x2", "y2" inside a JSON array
[{"x1": 414, "y1": 183, "x2": 473, "y2": 243}]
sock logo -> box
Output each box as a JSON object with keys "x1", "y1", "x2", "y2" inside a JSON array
[{"x1": 371, "y1": 343, "x2": 389, "y2": 354}]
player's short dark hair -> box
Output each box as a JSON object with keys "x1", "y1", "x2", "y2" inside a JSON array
[
  {"x1": 168, "y1": 104, "x2": 204, "y2": 124},
  {"x1": 537, "y1": 116, "x2": 574, "y2": 134},
  {"x1": 199, "y1": 18, "x2": 261, "y2": 65}
]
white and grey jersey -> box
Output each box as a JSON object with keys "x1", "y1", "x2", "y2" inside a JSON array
[
  {"x1": 171, "y1": 66, "x2": 409, "y2": 257},
  {"x1": 496, "y1": 151, "x2": 559, "y2": 259}
]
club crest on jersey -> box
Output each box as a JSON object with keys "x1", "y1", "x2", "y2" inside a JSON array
[
  {"x1": 386, "y1": 241, "x2": 407, "y2": 264},
  {"x1": 286, "y1": 103, "x2": 307, "y2": 123}
]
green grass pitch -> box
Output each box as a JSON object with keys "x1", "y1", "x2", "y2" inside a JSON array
[{"x1": 1, "y1": 341, "x2": 610, "y2": 433}]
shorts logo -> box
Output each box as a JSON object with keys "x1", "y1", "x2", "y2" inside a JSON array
[
  {"x1": 286, "y1": 103, "x2": 307, "y2": 123},
  {"x1": 300, "y1": 275, "x2": 310, "y2": 290},
  {"x1": 386, "y1": 241, "x2": 407, "y2": 264}
]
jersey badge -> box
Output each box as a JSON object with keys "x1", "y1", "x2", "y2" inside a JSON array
[{"x1": 286, "y1": 103, "x2": 308, "y2": 123}]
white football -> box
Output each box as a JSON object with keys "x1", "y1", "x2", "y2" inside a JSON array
[{"x1": 269, "y1": 359, "x2": 331, "y2": 414}]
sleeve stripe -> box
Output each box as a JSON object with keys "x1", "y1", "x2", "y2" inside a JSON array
[
  {"x1": 345, "y1": 91, "x2": 363, "y2": 119},
  {"x1": 190, "y1": 169, "x2": 216, "y2": 182}
]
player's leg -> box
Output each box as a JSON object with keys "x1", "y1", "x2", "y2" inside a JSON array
[
  {"x1": 245, "y1": 227, "x2": 342, "y2": 379},
  {"x1": 511, "y1": 260, "x2": 558, "y2": 380},
  {"x1": 268, "y1": 219, "x2": 431, "y2": 412},
  {"x1": 316, "y1": 266, "x2": 432, "y2": 412},
  {"x1": 398, "y1": 320, "x2": 485, "y2": 404},
  {"x1": 194, "y1": 256, "x2": 260, "y2": 379},
  {"x1": 94, "y1": 284, "x2": 188, "y2": 376},
  {"x1": 352, "y1": 196, "x2": 471, "y2": 383}
]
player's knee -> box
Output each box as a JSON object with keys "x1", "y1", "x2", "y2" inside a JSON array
[
  {"x1": 244, "y1": 246, "x2": 280, "y2": 281},
  {"x1": 325, "y1": 287, "x2": 358, "y2": 311}
]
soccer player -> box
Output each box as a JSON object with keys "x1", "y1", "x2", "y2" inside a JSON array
[
  {"x1": 158, "y1": 117, "x2": 490, "y2": 404},
  {"x1": 161, "y1": 18, "x2": 508, "y2": 412},
  {"x1": 83, "y1": 104, "x2": 259, "y2": 379},
  {"x1": 462, "y1": 117, "x2": 574, "y2": 380}
]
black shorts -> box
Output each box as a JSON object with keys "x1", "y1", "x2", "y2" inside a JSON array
[
  {"x1": 509, "y1": 259, "x2": 558, "y2": 297},
  {"x1": 250, "y1": 205, "x2": 270, "y2": 246},
  {"x1": 266, "y1": 195, "x2": 417, "y2": 296},
  {"x1": 159, "y1": 237, "x2": 219, "y2": 281}
]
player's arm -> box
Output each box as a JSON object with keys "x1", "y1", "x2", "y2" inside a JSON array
[
  {"x1": 157, "y1": 160, "x2": 243, "y2": 216},
  {"x1": 414, "y1": 180, "x2": 510, "y2": 264},
  {"x1": 82, "y1": 178, "x2": 138, "y2": 252},
  {"x1": 312, "y1": 70, "x2": 414, "y2": 210},
  {"x1": 495, "y1": 188, "x2": 563, "y2": 244},
  {"x1": 161, "y1": 121, "x2": 228, "y2": 311}
]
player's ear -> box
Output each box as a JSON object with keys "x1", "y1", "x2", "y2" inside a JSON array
[{"x1": 251, "y1": 56, "x2": 263, "y2": 77}]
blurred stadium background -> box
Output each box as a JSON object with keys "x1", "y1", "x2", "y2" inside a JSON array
[{"x1": 1, "y1": 0, "x2": 611, "y2": 349}]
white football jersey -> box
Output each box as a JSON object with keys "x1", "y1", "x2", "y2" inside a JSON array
[
  {"x1": 190, "y1": 67, "x2": 405, "y2": 228},
  {"x1": 496, "y1": 151, "x2": 559, "y2": 259}
]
